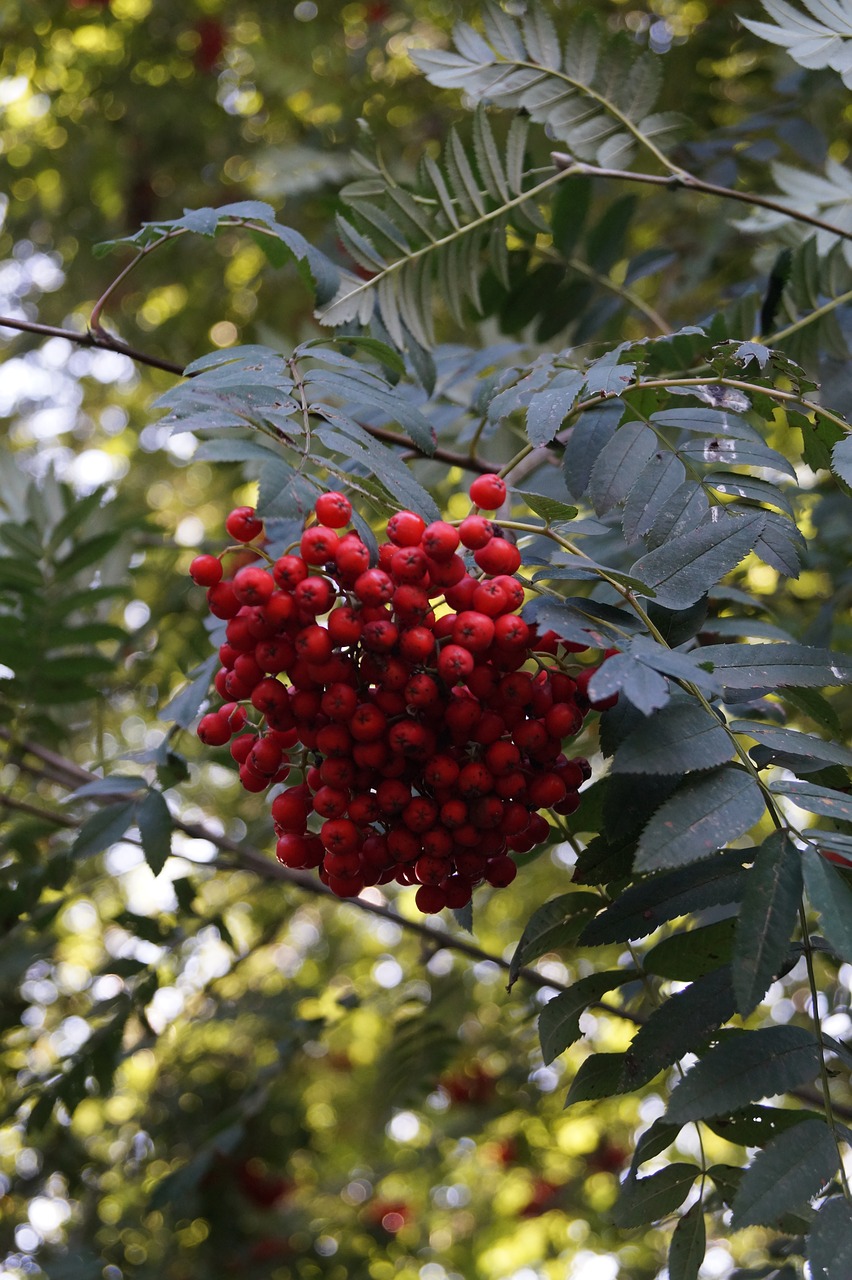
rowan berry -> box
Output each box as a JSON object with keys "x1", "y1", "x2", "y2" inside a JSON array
[
  {"x1": 301, "y1": 526, "x2": 339, "y2": 566},
  {"x1": 273, "y1": 555, "x2": 308, "y2": 590},
  {"x1": 354, "y1": 568, "x2": 394, "y2": 606},
  {"x1": 387, "y1": 510, "x2": 426, "y2": 547},
  {"x1": 207, "y1": 581, "x2": 241, "y2": 619},
  {"x1": 474, "y1": 537, "x2": 522, "y2": 575},
  {"x1": 190, "y1": 554, "x2": 223, "y2": 586},
  {"x1": 226, "y1": 506, "x2": 263, "y2": 542},
  {"x1": 197, "y1": 712, "x2": 230, "y2": 746},
  {"x1": 459, "y1": 515, "x2": 495, "y2": 549},
  {"x1": 315, "y1": 491, "x2": 352, "y2": 528},
  {"x1": 469, "y1": 473, "x2": 507, "y2": 510}
]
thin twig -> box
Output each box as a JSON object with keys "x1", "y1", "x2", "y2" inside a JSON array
[
  {"x1": 552, "y1": 155, "x2": 852, "y2": 244},
  {"x1": 0, "y1": 314, "x2": 184, "y2": 375}
]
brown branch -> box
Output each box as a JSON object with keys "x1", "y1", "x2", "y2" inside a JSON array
[
  {"x1": 1, "y1": 729, "x2": 603, "y2": 1005},
  {"x1": 0, "y1": 314, "x2": 185, "y2": 375}
]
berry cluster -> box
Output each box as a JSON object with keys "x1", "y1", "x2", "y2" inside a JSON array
[{"x1": 190, "y1": 479, "x2": 597, "y2": 914}]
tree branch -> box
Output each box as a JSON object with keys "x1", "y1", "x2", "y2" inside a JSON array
[
  {"x1": 0, "y1": 314, "x2": 185, "y2": 375},
  {"x1": 551, "y1": 154, "x2": 852, "y2": 243}
]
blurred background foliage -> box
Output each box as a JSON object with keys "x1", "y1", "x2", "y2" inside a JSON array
[{"x1": 1, "y1": 2, "x2": 852, "y2": 1279}]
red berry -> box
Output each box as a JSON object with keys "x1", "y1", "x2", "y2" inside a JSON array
[
  {"x1": 469, "y1": 474, "x2": 507, "y2": 510},
  {"x1": 233, "y1": 565, "x2": 274, "y2": 606},
  {"x1": 387, "y1": 510, "x2": 426, "y2": 547},
  {"x1": 474, "y1": 537, "x2": 521, "y2": 576},
  {"x1": 226, "y1": 506, "x2": 263, "y2": 542},
  {"x1": 315, "y1": 491, "x2": 352, "y2": 528},
  {"x1": 300, "y1": 526, "x2": 339, "y2": 566},
  {"x1": 207, "y1": 581, "x2": 241, "y2": 619},
  {"x1": 190, "y1": 554, "x2": 223, "y2": 586},
  {"x1": 459, "y1": 515, "x2": 494, "y2": 549},
  {"x1": 415, "y1": 884, "x2": 447, "y2": 914},
  {"x1": 421, "y1": 521, "x2": 459, "y2": 562},
  {"x1": 197, "y1": 712, "x2": 230, "y2": 746}
]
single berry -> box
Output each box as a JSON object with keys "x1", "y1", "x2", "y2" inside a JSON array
[
  {"x1": 315, "y1": 491, "x2": 352, "y2": 528},
  {"x1": 225, "y1": 506, "x2": 263, "y2": 542},
  {"x1": 469, "y1": 473, "x2": 507, "y2": 510},
  {"x1": 189, "y1": 554, "x2": 223, "y2": 586}
]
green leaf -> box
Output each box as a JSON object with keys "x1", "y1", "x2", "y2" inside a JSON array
[
  {"x1": 740, "y1": 3, "x2": 852, "y2": 90},
  {"x1": 612, "y1": 702, "x2": 732, "y2": 775},
  {"x1": 733, "y1": 831, "x2": 803, "y2": 1017},
  {"x1": 706, "y1": 1104, "x2": 820, "y2": 1147},
  {"x1": 514, "y1": 491, "x2": 578, "y2": 524},
  {"x1": 622, "y1": 451, "x2": 686, "y2": 543},
  {"x1": 644, "y1": 480, "x2": 709, "y2": 549},
  {"x1": 644, "y1": 919, "x2": 737, "y2": 981},
  {"x1": 159, "y1": 656, "x2": 219, "y2": 729},
  {"x1": 539, "y1": 970, "x2": 638, "y2": 1064},
  {"x1": 695, "y1": 643, "x2": 852, "y2": 690},
  {"x1": 587, "y1": 421, "x2": 658, "y2": 515},
  {"x1": 630, "y1": 511, "x2": 767, "y2": 610},
  {"x1": 802, "y1": 849, "x2": 852, "y2": 962},
  {"x1": 579, "y1": 850, "x2": 746, "y2": 945},
  {"x1": 587, "y1": 653, "x2": 670, "y2": 715},
  {"x1": 136, "y1": 790, "x2": 173, "y2": 877},
  {"x1": 70, "y1": 802, "x2": 137, "y2": 860},
  {"x1": 731, "y1": 720, "x2": 852, "y2": 770},
  {"x1": 809, "y1": 1195, "x2": 852, "y2": 1280},
  {"x1": 666, "y1": 1026, "x2": 820, "y2": 1123},
  {"x1": 730, "y1": 1118, "x2": 839, "y2": 1228},
  {"x1": 620, "y1": 966, "x2": 736, "y2": 1090},
  {"x1": 770, "y1": 780, "x2": 852, "y2": 821},
  {"x1": 53, "y1": 531, "x2": 123, "y2": 581},
  {"x1": 832, "y1": 433, "x2": 852, "y2": 486},
  {"x1": 564, "y1": 1052, "x2": 626, "y2": 1106},
  {"x1": 611, "y1": 1164, "x2": 698, "y2": 1227},
  {"x1": 668, "y1": 1202, "x2": 706, "y2": 1280},
  {"x1": 635, "y1": 766, "x2": 766, "y2": 871},
  {"x1": 507, "y1": 892, "x2": 601, "y2": 989}
]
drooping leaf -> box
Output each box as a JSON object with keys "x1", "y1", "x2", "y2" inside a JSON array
[
  {"x1": 515, "y1": 491, "x2": 579, "y2": 524},
  {"x1": 611, "y1": 1164, "x2": 698, "y2": 1227},
  {"x1": 630, "y1": 511, "x2": 767, "y2": 610},
  {"x1": 70, "y1": 802, "x2": 137, "y2": 860},
  {"x1": 564, "y1": 1052, "x2": 626, "y2": 1106},
  {"x1": 741, "y1": 1, "x2": 852, "y2": 90},
  {"x1": 730, "y1": 1117, "x2": 839, "y2": 1228},
  {"x1": 587, "y1": 652, "x2": 670, "y2": 715},
  {"x1": 666, "y1": 1026, "x2": 820, "y2": 1123},
  {"x1": 539, "y1": 970, "x2": 639, "y2": 1064},
  {"x1": 158, "y1": 655, "x2": 219, "y2": 729},
  {"x1": 136, "y1": 790, "x2": 173, "y2": 877},
  {"x1": 668, "y1": 1202, "x2": 706, "y2": 1280},
  {"x1": 809, "y1": 1195, "x2": 852, "y2": 1280},
  {"x1": 802, "y1": 849, "x2": 852, "y2": 962},
  {"x1": 507, "y1": 892, "x2": 602, "y2": 989},
  {"x1": 635, "y1": 766, "x2": 766, "y2": 871},
  {"x1": 733, "y1": 830, "x2": 803, "y2": 1017}
]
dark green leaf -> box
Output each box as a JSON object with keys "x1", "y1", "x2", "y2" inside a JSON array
[
  {"x1": 636, "y1": 766, "x2": 766, "y2": 871},
  {"x1": 731, "y1": 720, "x2": 852, "y2": 770},
  {"x1": 562, "y1": 403, "x2": 620, "y2": 499},
  {"x1": 588, "y1": 653, "x2": 670, "y2": 715},
  {"x1": 612, "y1": 702, "x2": 732, "y2": 775},
  {"x1": 158, "y1": 656, "x2": 219, "y2": 729},
  {"x1": 644, "y1": 919, "x2": 737, "y2": 981},
  {"x1": 515, "y1": 491, "x2": 578, "y2": 523},
  {"x1": 630, "y1": 1119, "x2": 681, "y2": 1173},
  {"x1": 564, "y1": 1052, "x2": 626, "y2": 1106},
  {"x1": 53, "y1": 531, "x2": 123, "y2": 581},
  {"x1": 707, "y1": 1104, "x2": 820, "y2": 1148},
  {"x1": 525, "y1": 373, "x2": 586, "y2": 445},
  {"x1": 539, "y1": 970, "x2": 638, "y2": 1064},
  {"x1": 67, "y1": 776, "x2": 145, "y2": 802},
  {"x1": 666, "y1": 1027, "x2": 820, "y2": 1123},
  {"x1": 580, "y1": 850, "x2": 747, "y2": 945},
  {"x1": 137, "y1": 791, "x2": 173, "y2": 877},
  {"x1": 622, "y1": 450, "x2": 685, "y2": 543},
  {"x1": 770, "y1": 780, "x2": 852, "y2": 821},
  {"x1": 507, "y1": 892, "x2": 601, "y2": 989},
  {"x1": 630, "y1": 511, "x2": 767, "y2": 610},
  {"x1": 733, "y1": 831, "x2": 803, "y2": 1016},
  {"x1": 730, "y1": 1118, "x2": 838, "y2": 1228},
  {"x1": 611, "y1": 1163, "x2": 698, "y2": 1227},
  {"x1": 621, "y1": 966, "x2": 736, "y2": 1090},
  {"x1": 696, "y1": 643, "x2": 852, "y2": 690},
  {"x1": 644, "y1": 480, "x2": 709, "y2": 549},
  {"x1": 668, "y1": 1202, "x2": 706, "y2": 1280},
  {"x1": 587, "y1": 421, "x2": 658, "y2": 514},
  {"x1": 808, "y1": 1195, "x2": 852, "y2": 1280},
  {"x1": 70, "y1": 802, "x2": 137, "y2": 860},
  {"x1": 802, "y1": 850, "x2": 852, "y2": 963}
]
